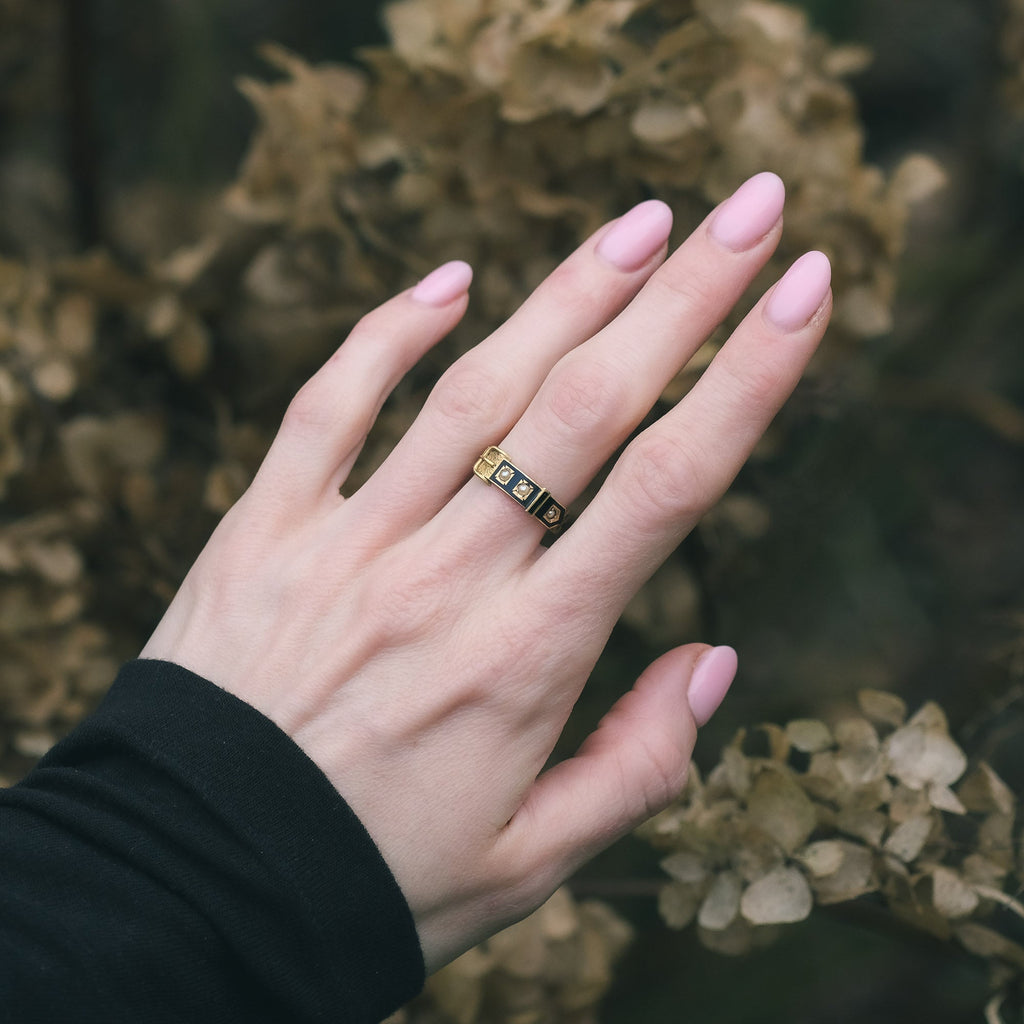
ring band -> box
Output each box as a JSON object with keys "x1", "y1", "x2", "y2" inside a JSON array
[{"x1": 473, "y1": 446, "x2": 566, "y2": 532}]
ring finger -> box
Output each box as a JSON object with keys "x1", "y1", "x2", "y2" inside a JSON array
[{"x1": 346, "y1": 200, "x2": 675, "y2": 541}]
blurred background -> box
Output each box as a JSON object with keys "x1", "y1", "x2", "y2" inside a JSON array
[{"x1": 2, "y1": 0, "x2": 1024, "y2": 1021}]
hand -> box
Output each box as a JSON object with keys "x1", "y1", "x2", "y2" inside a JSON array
[{"x1": 139, "y1": 172, "x2": 831, "y2": 972}]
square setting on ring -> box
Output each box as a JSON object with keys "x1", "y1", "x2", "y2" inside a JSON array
[{"x1": 513, "y1": 481, "x2": 534, "y2": 501}]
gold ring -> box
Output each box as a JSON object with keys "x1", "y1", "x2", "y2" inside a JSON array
[{"x1": 472, "y1": 446, "x2": 566, "y2": 532}]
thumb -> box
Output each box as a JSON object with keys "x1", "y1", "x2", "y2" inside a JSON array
[{"x1": 503, "y1": 644, "x2": 738, "y2": 878}]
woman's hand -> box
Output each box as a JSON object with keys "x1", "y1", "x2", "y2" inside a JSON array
[{"x1": 139, "y1": 172, "x2": 831, "y2": 972}]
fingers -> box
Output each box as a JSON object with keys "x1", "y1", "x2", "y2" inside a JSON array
[
  {"x1": 540, "y1": 250, "x2": 833, "y2": 609},
  {"x1": 249, "y1": 261, "x2": 473, "y2": 514},
  {"x1": 435, "y1": 172, "x2": 788, "y2": 556},
  {"x1": 500, "y1": 644, "x2": 737, "y2": 881},
  {"x1": 346, "y1": 201, "x2": 674, "y2": 539}
]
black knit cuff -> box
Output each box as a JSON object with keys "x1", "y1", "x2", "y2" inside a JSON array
[{"x1": 46, "y1": 659, "x2": 425, "y2": 1022}]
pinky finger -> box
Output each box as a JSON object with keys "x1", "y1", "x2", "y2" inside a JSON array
[{"x1": 251, "y1": 261, "x2": 473, "y2": 513}]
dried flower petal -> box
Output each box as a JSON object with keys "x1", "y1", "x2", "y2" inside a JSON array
[
  {"x1": 746, "y1": 767, "x2": 817, "y2": 853},
  {"x1": 884, "y1": 814, "x2": 935, "y2": 862},
  {"x1": 929, "y1": 866, "x2": 980, "y2": 919},
  {"x1": 698, "y1": 871, "x2": 742, "y2": 931},
  {"x1": 857, "y1": 689, "x2": 907, "y2": 729},
  {"x1": 740, "y1": 866, "x2": 813, "y2": 925},
  {"x1": 785, "y1": 718, "x2": 833, "y2": 753}
]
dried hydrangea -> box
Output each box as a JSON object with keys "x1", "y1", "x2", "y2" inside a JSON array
[
  {"x1": 210, "y1": 0, "x2": 943, "y2": 366},
  {"x1": 639, "y1": 691, "x2": 1024, "y2": 1004},
  {"x1": 0, "y1": 0, "x2": 944, "y2": 805},
  {"x1": 384, "y1": 888, "x2": 633, "y2": 1024}
]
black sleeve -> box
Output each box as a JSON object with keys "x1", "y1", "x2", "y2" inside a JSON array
[{"x1": 0, "y1": 659, "x2": 424, "y2": 1024}]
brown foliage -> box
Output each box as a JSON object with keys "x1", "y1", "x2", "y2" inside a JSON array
[
  {"x1": 1, "y1": 0, "x2": 940, "y2": 782},
  {"x1": 385, "y1": 888, "x2": 633, "y2": 1024},
  {"x1": 640, "y1": 693, "x2": 1024, "y2": 1003}
]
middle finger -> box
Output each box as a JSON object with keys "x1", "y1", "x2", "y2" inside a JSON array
[{"x1": 439, "y1": 172, "x2": 787, "y2": 552}]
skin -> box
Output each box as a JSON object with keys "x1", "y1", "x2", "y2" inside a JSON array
[{"x1": 140, "y1": 174, "x2": 832, "y2": 973}]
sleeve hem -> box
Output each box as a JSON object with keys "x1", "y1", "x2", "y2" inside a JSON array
[{"x1": 44, "y1": 658, "x2": 425, "y2": 1022}]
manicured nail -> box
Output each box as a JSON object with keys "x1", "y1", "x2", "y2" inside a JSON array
[
  {"x1": 411, "y1": 260, "x2": 474, "y2": 306},
  {"x1": 708, "y1": 172, "x2": 786, "y2": 252},
  {"x1": 596, "y1": 200, "x2": 674, "y2": 272},
  {"x1": 764, "y1": 251, "x2": 832, "y2": 331},
  {"x1": 687, "y1": 646, "x2": 738, "y2": 727}
]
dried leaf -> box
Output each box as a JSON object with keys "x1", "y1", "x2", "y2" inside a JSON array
[
  {"x1": 929, "y1": 866, "x2": 980, "y2": 919},
  {"x1": 630, "y1": 100, "x2": 707, "y2": 144},
  {"x1": 786, "y1": 718, "x2": 833, "y2": 753},
  {"x1": 427, "y1": 946, "x2": 492, "y2": 1024},
  {"x1": 746, "y1": 766, "x2": 818, "y2": 853},
  {"x1": 928, "y1": 783, "x2": 967, "y2": 815},
  {"x1": 658, "y1": 881, "x2": 703, "y2": 930},
  {"x1": 720, "y1": 739, "x2": 753, "y2": 798},
  {"x1": 883, "y1": 714, "x2": 968, "y2": 790},
  {"x1": 797, "y1": 840, "x2": 846, "y2": 878},
  {"x1": 962, "y1": 853, "x2": 1009, "y2": 888},
  {"x1": 810, "y1": 842, "x2": 877, "y2": 905},
  {"x1": 834, "y1": 718, "x2": 885, "y2": 787},
  {"x1": 698, "y1": 871, "x2": 742, "y2": 931},
  {"x1": 958, "y1": 763, "x2": 1016, "y2": 816},
  {"x1": 661, "y1": 851, "x2": 709, "y2": 884},
  {"x1": 31, "y1": 358, "x2": 76, "y2": 401},
  {"x1": 857, "y1": 689, "x2": 907, "y2": 729},
  {"x1": 889, "y1": 153, "x2": 947, "y2": 206},
  {"x1": 889, "y1": 783, "x2": 930, "y2": 823},
  {"x1": 955, "y1": 923, "x2": 1024, "y2": 970},
  {"x1": 740, "y1": 866, "x2": 813, "y2": 925},
  {"x1": 884, "y1": 814, "x2": 935, "y2": 863},
  {"x1": 836, "y1": 808, "x2": 887, "y2": 847},
  {"x1": 978, "y1": 813, "x2": 1015, "y2": 871},
  {"x1": 697, "y1": 918, "x2": 755, "y2": 957}
]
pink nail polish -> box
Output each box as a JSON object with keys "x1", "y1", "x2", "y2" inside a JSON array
[
  {"x1": 764, "y1": 251, "x2": 832, "y2": 332},
  {"x1": 411, "y1": 260, "x2": 474, "y2": 306},
  {"x1": 596, "y1": 200, "x2": 674, "y2": 272},
  {"x1": 708, "y1": 172, "x2": 786, "y2": 252},
  {"x1": 687, "y1": 646, "x2": 738, "y2": 726}
]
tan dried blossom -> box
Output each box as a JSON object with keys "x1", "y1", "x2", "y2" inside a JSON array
[
  {"x1": 384, "y1": 888, "x2": 633, "y2": 1024},
  {"x1": 639, "y1": 691, "x2": 1024, "y2": 1005}
]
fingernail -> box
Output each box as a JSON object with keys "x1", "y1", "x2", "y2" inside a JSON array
[
  {"x1": 708, "y1": 172, "x2": 786, "y2": 252},
  {"x1": 596, "y1": 200, "x2": 674, "y2": 272},
  {"x1": 411, "y1": 260, "x2": 474, "y2": 306},
  {"x1": 764, "y1": 251, "x2": 832, "y2": 331},
  {"x1": 687, "y1": 646, "x2": 738, "y2": 726}
]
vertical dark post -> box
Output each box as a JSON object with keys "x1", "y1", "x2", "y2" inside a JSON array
[{"x1": 64, "y1": 0, "x2": 101, "y2": 247}]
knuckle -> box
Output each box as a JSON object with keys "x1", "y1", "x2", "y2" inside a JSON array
[
  {"x1": 348, "y1": 305, "x2": 385, "y2": 340},
  {"x1": 342, "y1": 301, "x2": 408, "y2": 353},
  {"x1": 650, "y1": 265, "x2": 719, "y2": 313},
  {"x1": 622, "y1": 433, "x2": 712, "y2": 523},
  {"x1": 281, "y1": 376, "x2": 331, "y2": 433},
  {"x1": 720, "y1": 350, "x2": 786, "y2": 409},
  {"x1": 544, "y1": 358, "x2": 629, "y2": 435},
  {"x1": 633, "y1": 736, "x2": 689, "y2": 818},
  {"x1": 430, "y1": 358, "x2": 508, "y2": 428},
  {"x1": 538, "y1": 258, "x2": 608, "y2": 316}
]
